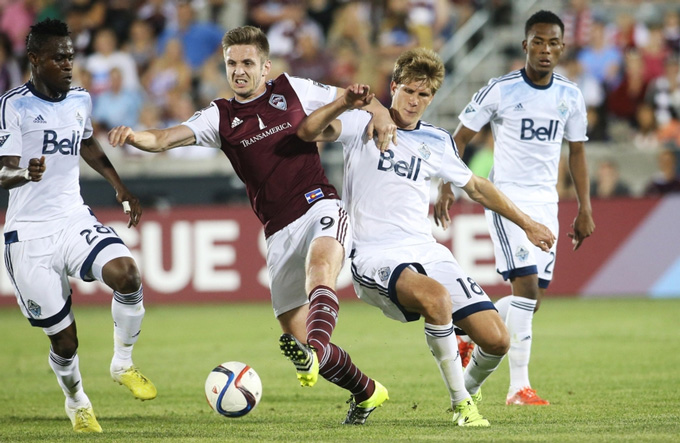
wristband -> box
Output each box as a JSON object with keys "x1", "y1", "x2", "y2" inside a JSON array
[{"x1": 23, "y1": 169, "x2": 30, "y2": 180}]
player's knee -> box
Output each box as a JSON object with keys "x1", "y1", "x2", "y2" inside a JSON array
[
  {"x1": 50, "y1": 334, "x2": 78, "y2": 358},
  {"x1": 421, "y1": 288, "x2": 452, "y2": 324},
  {"x1": 103, "y1": 258, "x2": 141, "y2": 294}
]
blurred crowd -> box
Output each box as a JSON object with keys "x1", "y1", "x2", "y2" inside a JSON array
[{"x1": 1, "y1": 0, "x2": 679, "y2": 198}]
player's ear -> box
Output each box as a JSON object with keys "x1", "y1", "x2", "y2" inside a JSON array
[
  {"x1": 262, "y1": 59, "x2": 271, "y2": 77},
  {"x1": 389, "y1": 81, "x2": 397, "y2": 96},
  {"x1": 522, "y1": 39, "x2": 528, "y2": 54}
]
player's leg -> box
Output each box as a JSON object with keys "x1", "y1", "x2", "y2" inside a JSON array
[
  {"x1": 67, "y1": 209, "x2": 155, "y2": 401},
  {"x1": 395, "y1": 268, "x2": 477, "y2": 410},
  {"x1": 5, "y1": 237, "x2": 101, "y2": 432},
  {"x1": 456, "y1": 309, "x2": 508, "y2": 401},
  {"x1": 505, "y1": 276, "x2": 549, "y2": 405}
]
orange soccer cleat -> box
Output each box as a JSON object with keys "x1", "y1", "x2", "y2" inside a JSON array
[
  {"x1": 457, "y1": 335, "x2": 475, "y2": 368},
  {"x1": 506, "y1": 387, "x2": 550, "y2": 405}
]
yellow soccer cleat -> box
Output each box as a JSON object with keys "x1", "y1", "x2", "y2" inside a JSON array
[
  {"x1": 279, "y1": 333, "x2": 319, "y2": 387},
  {"x1": 111, "y1": 366, "x2": 157, "y2": 400},
  {"x1": 452, "y1": 398, "x2": 490, "y2": 427},
  {"x1": 342, "y1": 381, "x2": 389, "y2": 425},
  {"x1": 65, "y1": 400, "x2": 103, "y2": 433},
  {"x1": 471, "y1": 388, "x2": 483, "y2": 405}
]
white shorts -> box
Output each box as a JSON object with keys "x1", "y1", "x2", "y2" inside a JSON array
[
  {"x1": 4, "y1": 206, "x2": 133, "y2": 334},
  {"x1": 485, "y1": 202, "x2": 559, "y2": 289},
  {"x1": 351, "y1": 242, "x2": 494, "y2": 323},
  {"x1": 265, "y1": 199, "x2": 351, "y2": 317}
]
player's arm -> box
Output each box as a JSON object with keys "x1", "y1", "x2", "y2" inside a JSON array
[
  {"x1": 0, "y1": 156, "x2": 46, "y2": 189},
  {"x1": 462, "y1": 174, "x2": 556, "y2": 252},
  {"x1": 567, "y1": 140, "x2": 595, "y2": 250},
  {"x1": 337, "y1": 86, "x2": 397, "y2": 151},
  {"x1": 298, "y1": 84, "x2": 374, "y2": 143},
  {"x1": 80, "y1": 137, "x2": 142, "y2": 227},
  {"x1": 108, "y1": 124, "x2": 196, "y2": 152},
  {"x1": 433, "y1": 124, "x2": 479, "y2": 229}
]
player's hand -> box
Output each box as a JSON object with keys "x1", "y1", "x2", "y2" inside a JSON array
[
  {"x1": 116, "y1": 189, "x2": 142, "y2": 228},
  {"x1": 433, "y1": 181, "x2": 456, "y2": 230},
  {"x1": 25, "y1": 156, "x2": 46, "y2": 182},
  {"x1": 526, "y1": 222, "x2": 556, "y2": 252},
  {"x1": 366, "y1": 106, "x2": 397, "y2": 153},
  {"x1": 568, "y1": 211, "x2": 595, "y2": 251},
  {"x1": 344, "y1": 84, "x2": 374, "y2": 109},
  {"x1": 108, "y1": 126, "x2": 136, "y2": 147}
]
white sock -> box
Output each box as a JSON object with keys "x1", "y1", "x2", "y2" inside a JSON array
[
  {"x1": 505, "y1": 295, "x2": 537, "y2": 394},
  {"x1": 48, "y1": 349, "x2": 89, "y2": 407},
  {"x1": 111, "y1": 286, "x2": 145, "y2": 369},
  {"x1": 424, "y1": 321, "x2": 469, "y2": 406},
  {"x1": 464, "y1": 346, "x2": 504, "y2": 394},
  {"x1": 494, "y1": 295, "x2": 513, "y2": 321}
]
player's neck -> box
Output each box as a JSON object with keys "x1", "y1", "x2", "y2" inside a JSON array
[
  {"x1": 523, "y1": 66, "x2": 553, "y2": 86},
  {"x1": 29, "y1": 78, "x2": 66, "y2": 100}
]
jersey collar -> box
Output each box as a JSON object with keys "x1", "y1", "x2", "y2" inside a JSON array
[
  {"x1": 520, "y1": 68, "x2": 553, "y2": 90},
  {"x1": 26, "y1": 81, "x2": 69, "y2": 102}
]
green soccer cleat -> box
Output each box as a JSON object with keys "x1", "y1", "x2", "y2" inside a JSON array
[
  {"x1": 452, "y1": 398, "x2": 490, "y2": 427},
  {"x1": 279, "y1": 333, "x2": 319, "y2": 387},
  {"x1": 111, "y1": 366, "x2": 157, "y2": 400},
  {"x1": 65, "y1": 400, "x2": 102, "y2": 433},
  {"x1": 471, "y1": 388, "x2": 483, "y2": 405},
  {"x1": 342, "y1": 381, "x2": 389, "y2": 425}
]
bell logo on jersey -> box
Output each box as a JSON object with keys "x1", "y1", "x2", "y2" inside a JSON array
[
  {"x1": 42, "y1": 129, "x2": 81, "y2": 156},
  {"x1": 520, "y1": 118, "x2": 560, "y2": 142},
  {"x1": 377, "y1": 149, "x2": 421, "y2": 181}
]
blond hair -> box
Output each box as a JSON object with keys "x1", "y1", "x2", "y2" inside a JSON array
[{"x1": 392, "y1": 48, "x2": 445, "y2": 94}]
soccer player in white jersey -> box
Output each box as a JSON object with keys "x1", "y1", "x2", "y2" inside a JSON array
[
  {"x1": 435, "y1": 10, "x2": 596, "y2": 406},
  {"x1": 0, "y1": 19, "x2": 156, "y2": 433},
  {"x1": 296, "y1": 48, "x2": 556, "y2": 426},
  {"x1": 109, "y1": 26, "x2": 397, "y2": 425}
]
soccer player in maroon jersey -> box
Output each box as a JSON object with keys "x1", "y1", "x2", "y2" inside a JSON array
[{"x1": 108, "y1": 25, "x2": 394, "y2": 424}]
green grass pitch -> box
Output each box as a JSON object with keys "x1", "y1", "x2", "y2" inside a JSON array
[{"x1": 1, "y1": 297, "x2": 679, "y2": 442}]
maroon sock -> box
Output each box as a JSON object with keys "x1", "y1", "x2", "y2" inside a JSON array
[
  {"x1": 306, "y1": 285, "x2": 339, "y2": 361},
  {"x1": 319, "y1": 342, "x2": 375, "y2": 403}
]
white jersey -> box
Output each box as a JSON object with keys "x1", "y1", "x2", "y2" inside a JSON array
[
  {"x1": 459, "y1": 69, "x2": 588, "y2": 204},
  {"x1": 0, "y1": 83, "x2": 93, "y2": 240},
  {"x1": 338, "y1": 110, "x2": 472, "y2": 250}
]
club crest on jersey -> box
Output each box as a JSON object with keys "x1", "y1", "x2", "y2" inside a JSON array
[
  {"x1": 269, "y1": 94, "x2": 287, "y2": 111},
  {"x1": 378, "y1": 267, "x2": 391, "y2": 282},
  {"x1": 515, "y1": 246, "x2": 529, "y2": 262},
  {"x1": 418, "y1": 143, "x2": 431, "y2": 159},
  {"x1": 75, "y1": 111, "x2": 84, "y2": 127},
  {"x1": 27, "y1": 299, "x2": 41, "y2": 317},
  {"x1": 557, "y1": 100, "x2": 568, "y2": 117},
  {"x1": 231, "y1": 116, "x2": 243, "y2": 128},
  {"x1": 0, "y1": 134, "x2": 9, "y2": 147},
  {"x1": 305, "y1": 188, "x2": 324, "y2": 204}
]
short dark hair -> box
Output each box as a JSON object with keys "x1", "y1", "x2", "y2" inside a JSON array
[
  {"x1": 26, "y1": 18, "x2": 70, "y2": 54},
  {"x1": 525, "y1": 10, "x2": 564, "y2": 38},
  {"x1": 222, "y1": 26, "x2": 269, "y2": 61}
]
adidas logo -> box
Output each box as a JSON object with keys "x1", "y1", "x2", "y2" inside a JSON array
[
  {"x1": 0, "y1": 134, "x2": 9, "y2": 147},
  {"x1": 464, "y1": 105, "x2": 475, "y2": 114},
  {"x1": 33, "y1": 114, "x2": 47, "y2": 123},
  {"x1": 514, "y1": 103, "x2": 524, "y2": 111},
  {"x1": 231, "y1": 116, "x2": 243, "y2": 128}
]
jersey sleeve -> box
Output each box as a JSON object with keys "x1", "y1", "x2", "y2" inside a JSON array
[
  {"x1": 337, "y1": 110, "x2": 371, "y2": 148},
  {"x1": 83, "y1": 92, "x2": 94, "y2": 140},
  {"x1": 438, "y1": 134, "x2": 473, "y2": 188},
  {"x1": 181, "y1": 102, "x2": 221, "y2": 148},
  {"x1": 0, "y1": 100, "x2": 23, "y2": 157},
  {"x1": 457, "y1": 81, "x2": 500, "y2": 132},
  {"x1": 286, "y1": 73, "x2": 338, "y2": 115},
  {"x1": 564, "y1": 88, "x2": 589, "y2": 142}
]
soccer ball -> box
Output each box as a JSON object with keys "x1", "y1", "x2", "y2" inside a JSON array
[{"x1": 204, "y1": 361, "x2": 262, "y2": 417}]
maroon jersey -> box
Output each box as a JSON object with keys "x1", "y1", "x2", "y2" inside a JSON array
[{"x1": 186, "y1": 74, "x2": 340, "y2": 237}]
